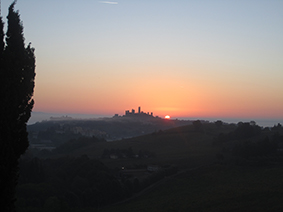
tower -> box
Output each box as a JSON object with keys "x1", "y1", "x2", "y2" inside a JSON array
[{"x1": 138, "y1": 106, "x2": 141, "y2": 114}]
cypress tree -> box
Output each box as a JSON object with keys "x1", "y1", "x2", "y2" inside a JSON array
[
  {"x1": 0, "y1": 1, "x2": 35, "y2": 211},
  {"x1": 0, "y1": 17, "x2": 4, "y2": 54}
]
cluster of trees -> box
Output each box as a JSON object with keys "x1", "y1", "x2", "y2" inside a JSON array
[
  {"x1": 214, "y1": 122, "x2": 283, "y2": 161},
  {"x1": 232, "y1": 124, "x2": 283, "y2": 160},
  {"x1": 232, "y1": 136, "x2": 277, "y2": 159},
  {"x1": 16, "y1": 155, "x2": 178, "y2": 211},
  {"x1": 17, "y1": 155, "x2": 126, "y2": 210},
  {"x1": 0, "y1": 2, "x2": 36, "y2": 211},
  {"x1": 192, "y1": 120, "x2": 203, "y2": 132},
  {"x1": 193, "y1": 120, "x2": 223, "y2": 132},
  {"x1": 215, "y1": 122, "x2": 262, "y2": 144}
]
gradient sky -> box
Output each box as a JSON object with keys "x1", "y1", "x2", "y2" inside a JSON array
[{"x1": 1, "y1": 0, "x2": 283, "y2": 119}]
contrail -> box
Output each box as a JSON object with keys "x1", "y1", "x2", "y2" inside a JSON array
[{"x1": 99, "y1": 1, "x2": 118, "y2": 4}]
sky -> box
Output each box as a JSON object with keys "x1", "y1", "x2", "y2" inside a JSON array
[{"x1": 1, "y1": 0, "x2": 283, "y2": 119}]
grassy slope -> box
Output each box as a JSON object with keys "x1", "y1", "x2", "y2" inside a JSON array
[
  {"x1": 45, "y1": 123, "x2": 283, "y2": 211},
  {"x1": 83, "y1": 123, "x2": 283, "y2": 212},
  {"x1": 98, "y1": 164, "x2": 283, "y2": 212}
]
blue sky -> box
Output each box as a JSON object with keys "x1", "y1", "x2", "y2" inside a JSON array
[{"x1": 1, "y1": 0, "x2": 283, "y2": 118}]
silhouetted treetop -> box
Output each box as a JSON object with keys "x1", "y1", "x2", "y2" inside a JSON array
[{"x1": 0, "y1": 1, "x2": 35, "y2": 211}]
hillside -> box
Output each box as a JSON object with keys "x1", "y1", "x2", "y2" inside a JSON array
[
  {"x1": 17, "y1": 121, "x2": 283, "y2": 211},
  {"x1": 27, "y1": 116, "x2": 193, "y2": 145},
  {"x1": 99, "y1": 164, "x2": 283, "y2": 212},
  {"x1": 44, "y1": 121, "x2": 235, "y2": 169}
]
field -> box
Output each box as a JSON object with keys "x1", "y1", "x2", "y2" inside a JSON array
[{"x1": 96, "y1": 164, "x2": 283, "y2": 212}]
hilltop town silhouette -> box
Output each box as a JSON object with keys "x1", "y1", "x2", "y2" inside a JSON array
[{"x1": 113, "y1": 106, "x2": 159, "y2": 119}]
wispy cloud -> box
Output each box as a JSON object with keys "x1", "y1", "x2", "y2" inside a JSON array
[{"x1": 99, "y1": 1, "x2": 118, "y2": 4}]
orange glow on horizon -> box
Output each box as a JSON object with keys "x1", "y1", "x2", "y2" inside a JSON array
[{"x1": 33, "y1": 65, "x2": 283, "y2": 119}]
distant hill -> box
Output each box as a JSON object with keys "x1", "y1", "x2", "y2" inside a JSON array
[{"x1": 27, "y1": 115, "x2": 193, "y2": 144}]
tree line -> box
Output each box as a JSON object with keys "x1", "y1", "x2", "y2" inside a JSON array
[{"x1": 214, "y1": 122, "x2": 283, "y2": 163}]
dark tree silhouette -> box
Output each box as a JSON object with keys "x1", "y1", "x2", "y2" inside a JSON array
[
  {"x1": 0, "y1": 17, "x2": 4, "y2": 54},
  {"x1": 215, "y1": 120, "x2": 223, "y2": 128},
  {"x1": 0, "y1": 1, "x2": 35, "y2": 211},
  {"x1": 193, "y1": 120, "x2": 203, "y2": 132}
]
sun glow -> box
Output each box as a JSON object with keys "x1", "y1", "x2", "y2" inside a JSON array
[{"x1": 165, "y1": 115, "x2": 170, "y2": 119}]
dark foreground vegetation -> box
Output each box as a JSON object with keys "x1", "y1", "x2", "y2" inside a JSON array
[
  {"x1": 15, "y1": 120, "x2": 283, "y2": 211},
  {"x1": 16, "y1": 154, "x2": 178, "y2": 211},
  {"x1": 0, "y1": 2, "x2": 36, "y2": 211}
]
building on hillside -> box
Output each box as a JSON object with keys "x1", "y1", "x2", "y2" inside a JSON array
[{"x1": 124, "y1": 106, "x2": 154, "y2": 117}]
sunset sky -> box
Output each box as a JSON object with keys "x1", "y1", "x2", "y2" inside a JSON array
[{"x1": 2, "y1": 0, "x2": 283, "y2": 119}]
